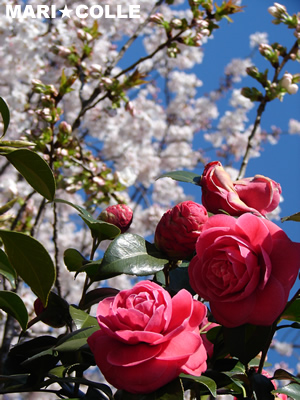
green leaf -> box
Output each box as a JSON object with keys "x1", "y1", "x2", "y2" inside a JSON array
[
  {"x1": 55, "y1": 327, "x2": 99, "y2": 352},
  {"x1": 0, "y1": 291, "x2": 28, "y2": 331},
  {"x1": 157, "y1": 170, "x2": 201, "y2": 185},
  {"x1": 0, "y1": 230, "x2": 56, "y2": 306},
  {"x1": 281, "y1": 296, "x2": 300, "y2": 322},
  {"x1": 64, "y1": 248, "x2": 88, "y2": 272},
  {"x1": 281, "y1": 212, "x2": 300, "y2": 222},
  {"x1": 273, "y1": 383, "x2": 300, "y2": 400},
  {"x1": 78, "y1": 287, "x2": 119, "y2": 309},
  {"x1": 0, "y1": 96, "x2": 10, "y2": 137},
  {"x1": 0, "y1": 248, "x2": 17, "y2": 288},
  {"x1": 180, "y1": 374, "x2": 217, "y2": 397},
  {"x1": 223, "y1": 324, "x2": 273, "y2": 365},
  {"x1": 273, "y1": 369, "x2": 300, "y2": 384},
  {"x1": 69, "y1": 306, "x2": 98, "y2": 330},
  {"x1": 54, "y1": 199, "x2": 121, "y2": 240},
  {"x1": 5, "y1": 149, "x2": 56, "y2": 201},
  {"x1": 89, "y1": 233, "x2": 168, "y2": 281}
]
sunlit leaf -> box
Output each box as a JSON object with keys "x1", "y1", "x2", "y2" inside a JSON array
[
  {"x1": 281, "y1": 296, "x2": 300, "y2": 322},
  {"x1": 0, "y1": 230, "x2": 56, "y2": 306},
  {"x1": 69, "y1": 306, "x2": 98, "y2": 330},
  {"x1": 157, "y1": 170, "x2": 201, "y2": 185},
  {"x1": 273, "y1": 383, "x2": 300, "y2": 400},
  {"x1": 180, "y1": 374, "x2": 217, "y2": 397},
  {"x1": 5, "y1": 149, "x2": 56, "y2": 201},
  {"x1": 89, "y1": 233, "x2": 168, "y2": 281},
  {"x1": 281, "y1": 212, "x2": 300, "y2": 223},
  {"x1": 55, "y1": 327, "x2": 99, "y2": 352},
  {"x1": 0, "y1": 291, "x2": 28, "y2": 331},
  {"x1": 54, "y1": 199, "x2": 121, "y2": 240}
]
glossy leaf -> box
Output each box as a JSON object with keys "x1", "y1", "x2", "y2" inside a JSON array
[
  {"x1": 180, "y1": 374, "x2": 217, "y2": 397},
  {"x1": 64, "y1": 248, "x2": 89, "y2": 272},
  {"x1": 281, "y1": 212, "x2": 300, "y2": 223},
  {"x1": 0, "y1": 248, "x2": 17, "y2": 288},
  {"x1": 69, "y1": 306, "x2": 98, "y2": 330},
  {"x1": 0, "y1": 96, "x2": 10, "y2": 137},
  {"x1": 89, "y1": 233, "x2": 168, "y2": 281},
  {"x1": 157, "y1": 170, "x2": 201, "y2": 185},
  {"x1": 79, "y1": 287, "x2": 119, "y2": 309},
  {"x1": 273, "y1": 369, "x2": 300, "y2": 384},
  {"x1": 223, "y1": 324, "x2": 272, "y2": 365},
  {"x1": 5, "y1": 149, "x2": 56, "y2": 201},
  {"x1": 54, "y1": 199, "x2": 121, "y2": 240},
  {"x1": 0, "y1": 291, "x2": 28, "y2": 331},
  {"x1": 0, "y1": 230, "x2": 56, "y2": 306},
  {"x1": 55, "y1": 327, "x2": 99, "y2": 352},
  {"x1": 281, "y1": 296, "x2": 300, "y2": 322},
  {"x1": 273, "y1": 383, "x2": 300, "y2": 400}
]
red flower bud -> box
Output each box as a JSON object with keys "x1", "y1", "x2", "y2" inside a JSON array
[
  {"x1": 34, "y1": 292, "x2": 71, "y2": 328},
  {"x1": 99, "y1": 204, "x2": 133, "y2": 233},
  {"x1": 154, "y1": 201, "x2": 208, "y2": 260}
]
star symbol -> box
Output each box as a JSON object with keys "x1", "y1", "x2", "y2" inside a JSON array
[{"x1": 59, "y1": 5, "x2": 73, "y2": 18}]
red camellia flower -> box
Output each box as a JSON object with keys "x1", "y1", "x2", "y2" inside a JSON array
[
  {"x1": 154, "y1": 201, "x2": 208, "y2": 260},
  {"x1": 188, "y1": 213, "x2": 300, "y2": 328},
  {"x1": 87, "y1": 281, "x2": 207, "y2": 394},
  {"x1": 99, "y1": 204, "x2": 133, "y2": 233},
  {"x1": 200, "y1": 161, "x2": 281, "y2": 217}
]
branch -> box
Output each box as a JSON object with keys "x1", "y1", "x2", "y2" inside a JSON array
[{"x1": 237, "y1": 40, "x2": 299, "y2": 180}]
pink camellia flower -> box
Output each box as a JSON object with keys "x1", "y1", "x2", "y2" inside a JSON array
[
  {"x1": 199, "y1": 317, "x2": 219, "y2": 359},
  {"x1": 200, "y1": 161, "x2": 281, "y2": 217},
  {"x1": 99, "y1": 204, "x2": 133, "y2": 233},
  {"x1": 154, "y1": 201, "x2": 208, "y2": 260},
  {"x1": 87, "y1": 280, "x2": 207, "y2": 394},
  {"x1": 234, "y1": 175, "x2": 282, "y2": 216},
  {"x1": 188, "y1": 213, "x2": 300, "y2": 328}
]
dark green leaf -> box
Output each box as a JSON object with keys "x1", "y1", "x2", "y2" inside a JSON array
[
  {"x1": 0, "y1": 248, "x2": 17, "y2": 288},
  {"x1": 281, "y1": 212, "x2": 300, "y2": 223},
  {"x1": 0, "y1": 291, "x2": 28, "y2": 331},
  {"x1": 180, "y1": 374, "x2": 217, "y2": 397},
  {"x1": 281, "y1": 296, "x2": 300, "y2": 322},
  {"x1": 64, "y1": 248, "x2": 89, "y2": 272},
  {"x1": 55, "y1": 327, "x2": 99, "y2": 352},
  {"x1": 273, "y1": 369, "x2": 300, "y2": 384},
  {"x1": 90, "y1": 233, "x2": 168, "y2": 281},
  {"x1": 157, "y1": 170, "x2": 201, "y2": 185},
  {"x1": 69, "y1": 306, "x2": 98, "y2": 329},
  {"x1": 0, "y1": 96, "x2": 10, "y2": 137},
  {"x1": 223, "y1": 324, "x2": 272, "y2": 365},
  {"x1": 250, "y1": 370, "x2": 275, "y2": 400},
  {"x1": 273, "y1": 383, "x2": 300, "y2": 400},
  {"x1": 54, "y1": 199, "x2": 121, "y2": 240},
  {"x1": 79, "y1": 287, "x2": 119, "y2": 309},
  {"x1": 0, "y1": 230, "x2": 56, "y2": 306},
  {"x1": 5, "y1": 149, "x2": 56, "y2": 200}
]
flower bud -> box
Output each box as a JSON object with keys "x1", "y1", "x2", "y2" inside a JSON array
[
  {"x1": 99, "y1": 204, "x2": 133, "y2": 233},
  {"x1": 154, "y1": 201, "x2": 208, "y2": 260},
  {"x1": 58, "y1": 121, "x2": 72, "y2": 135},
  {"x1": 34, "y1": 292, "x2": 71, "y2": 328}
]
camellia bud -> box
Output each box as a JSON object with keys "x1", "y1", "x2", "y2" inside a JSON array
[
  {"x1": 154, "y1": 201, "x2": 208, "y2": 260},
  {"x1": 34, "y1": 292, "x2": 71, "y2": 328},
  {"x1": 99, "y1": 204, "x2": 133, "y2": 233}
]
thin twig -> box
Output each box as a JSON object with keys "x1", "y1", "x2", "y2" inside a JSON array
[{"x1": 237, "y1": 40, "x2": 299, "y2": 179}]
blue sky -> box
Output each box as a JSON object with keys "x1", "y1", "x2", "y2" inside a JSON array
[{"x1": 187, "y1": 0, "x2": 300, "y2": 242}]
